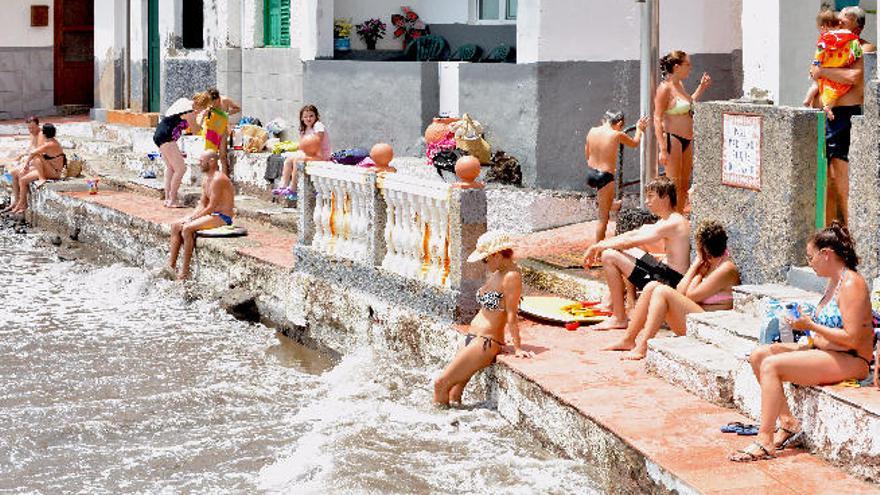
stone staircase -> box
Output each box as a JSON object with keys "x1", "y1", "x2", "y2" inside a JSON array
[{"x1": 645, "y1": 270, "x2": 880, "y2": 482}]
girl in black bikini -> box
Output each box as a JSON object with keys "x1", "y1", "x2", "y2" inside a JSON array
[
  {"x1": 7, "y1": 124, "x2": 66, "y2": 214},
  {"x1": 653, "y1": 50, "x2": 711, "y2": 213},
  {"x1": 434, "y1": 231, "x2": 532, "y2": 407}
]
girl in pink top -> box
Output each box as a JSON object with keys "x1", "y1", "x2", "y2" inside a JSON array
[{"x1": 274, "y1": 105, "x2": 331, "y2": 200}]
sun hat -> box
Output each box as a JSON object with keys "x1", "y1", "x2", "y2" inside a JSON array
[
  {"x1": 467, "y1": 230, "x2": 514, "y2": 263},
  {"x1": 165, "y1": 97, "x2": 194, "y2": 117}
]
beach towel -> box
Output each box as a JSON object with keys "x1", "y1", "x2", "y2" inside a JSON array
[{"x1": 202, "y1": 107, "x2": 229, "y2": 152}]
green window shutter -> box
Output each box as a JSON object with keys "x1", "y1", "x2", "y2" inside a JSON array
[
  {"x1": 279, "y1": 0, "x2": 290, "y2": 47},
  {"x1": 264, "y1": 0, "x2": 281, "y2": 46}
]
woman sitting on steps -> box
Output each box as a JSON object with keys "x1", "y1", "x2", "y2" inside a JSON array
[
  {"x1": 730, "y1": 222, "x2": 874, "y2": 462},
  {"x1": 602, "y1": 220, "x2": 741, "y2": 360}
]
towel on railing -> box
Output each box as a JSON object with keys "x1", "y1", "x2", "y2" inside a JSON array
[{"x1": 265, "y1": 154, "x2": 285, "y2": 181}]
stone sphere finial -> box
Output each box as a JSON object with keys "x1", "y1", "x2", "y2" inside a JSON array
[
  {"x1": 453, "y1": 155, "x2": 483, "y2": 189},
  {"x1": 370, "y1": 143, "x2": 396, "y2": 173}
]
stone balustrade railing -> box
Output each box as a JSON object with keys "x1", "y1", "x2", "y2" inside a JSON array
[
  {"x1": 379, "y1": 173, "x2": 452, "y2": 287},
  {"x1": 297, "y1": 161, "x2": 485, "y2": 319},
  {"x1": 302, "y1": 162, "x2": 381, "y2": 263}
]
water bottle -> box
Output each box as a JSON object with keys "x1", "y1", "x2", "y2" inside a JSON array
[{"x1": 777, "y1": 302, "x2": 799, "y2": 343}]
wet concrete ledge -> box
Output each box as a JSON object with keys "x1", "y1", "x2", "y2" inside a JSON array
[{"x1": 22, "y1": 181, "x2": 878, "y2": 494}]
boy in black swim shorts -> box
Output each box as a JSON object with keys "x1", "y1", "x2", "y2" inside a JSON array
[{"x1": 584, "y1": 111, "x2": 648, "y2": 243}]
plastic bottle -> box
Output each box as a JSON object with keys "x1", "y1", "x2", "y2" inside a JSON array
[{"x1": 777, "y1": 302, "x2": 799, "y2": 343}]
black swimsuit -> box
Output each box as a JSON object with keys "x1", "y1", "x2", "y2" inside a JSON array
[
  {"x1": 42, "y1": 152, "x2": 66, "y2": 173},
  {"x1": 153, "y1": 113, "x2": 189, "y2": 147},
  {"x1": 666, "y1": 132, "x2": 692, "y2": 153}
]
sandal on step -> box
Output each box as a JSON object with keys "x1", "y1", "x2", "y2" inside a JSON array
[
  {"x1": 720, "y1": 421, "x2": 746, "y2": 433},
  {"x1": 729, "y1": 442, "x2": 775, "y2": 462},
  {"x1": 736, "y1": 424, "x2": 759, "y2": 436},
  {"x1": 774, "y1": 427, "x2": 803, "y2": 450}
]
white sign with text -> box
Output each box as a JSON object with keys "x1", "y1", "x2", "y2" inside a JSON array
[{"x1": 722, "y1": 113, "x2": 762, "y2": 190}]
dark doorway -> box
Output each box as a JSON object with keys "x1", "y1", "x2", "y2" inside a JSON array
[
  {"x1": 182, "y1": 0, "x2": 204, "y2": 49},
  {"x1": 148, "y1": 0, "x2": 160, "y2": 112},
  {"x1": 54, "y1": 0, "x2": 94, "y2": 106}
]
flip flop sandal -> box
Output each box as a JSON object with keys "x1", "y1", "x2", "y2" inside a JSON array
[
  {"x1": 736, "y1": 424, "x2": 760, "y2": 436},
  {"x1": 729, "y1": 442, "x2": 775, "y2": 462},
  {"x1": 720, "y1": 421, "x2": 746, "y2": 433},
  {"x1": 775, "y1": 427, "x2": 803, "y2": 450}
]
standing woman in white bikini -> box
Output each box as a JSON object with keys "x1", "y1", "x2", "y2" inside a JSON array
[
  {"x1": 434, "y1": 231, "x2": 533, "y2": 406},
  {"x1": 653, "y1": 50, "x2": 711, "y2": 213}
]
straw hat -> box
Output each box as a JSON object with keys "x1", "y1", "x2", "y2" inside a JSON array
[
  {"x1": 165, "y1": 97, "x2": 194, "y2": 117},
  {"x1": 467, "y1": 230, "x2": 514, "y2": 263}
]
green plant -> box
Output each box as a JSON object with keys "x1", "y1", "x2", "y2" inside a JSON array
[{"x1": 334, "y1": 18, "x2": 352, "y2": 39}]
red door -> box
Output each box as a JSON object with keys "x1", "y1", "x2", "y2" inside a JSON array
[{"x1": 54, "y1": 0, "x2": 94, "y2": 106}]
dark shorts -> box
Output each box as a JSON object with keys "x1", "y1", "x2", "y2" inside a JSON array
[
  {"x1": 627, "y1": 253, "x2": 684, "y2": 290},
  {"x1": 826, "y1": 104, "x2": 862, "y2": 162},
  {"x1": 586, "y1": 166, "x2": 615, "y2": 190}
]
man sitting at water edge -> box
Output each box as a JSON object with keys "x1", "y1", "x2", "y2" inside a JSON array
[
  {"x1": 164, "y1": 151, "x2": 235, "y2": 280},
  {"x1": 582, "y1": 177, "x2": 690, "y2": 330}
]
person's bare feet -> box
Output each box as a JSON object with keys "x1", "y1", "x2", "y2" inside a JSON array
[
  {"x1": 176, "y1": 270, "x2": 190, "y2": 281},
  {"x1": 620, "y1": 344, "x2": 648, "y2": 360},
  {"x1": 587, "y1": 317, "x2": 628, "y2": 331},
  {"x1": 601, "y1": 338, "x2": 635, "y2": 351}
]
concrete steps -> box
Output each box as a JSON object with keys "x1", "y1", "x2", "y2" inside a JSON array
[{"x1": 644, "y1": 282, "x2": 880, "y2": 481}]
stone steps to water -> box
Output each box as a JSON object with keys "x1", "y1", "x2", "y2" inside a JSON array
[{"x1": 645, "y1": 282, "x2": 880, "y2": 481}]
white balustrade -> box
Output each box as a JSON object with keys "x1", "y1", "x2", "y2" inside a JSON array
[
  {"x1": 379, "y1": 174, "x2": 452, "y2": 288},
  {"x1": 305, "y1": 162, "x2": 376, "y2": 262}
]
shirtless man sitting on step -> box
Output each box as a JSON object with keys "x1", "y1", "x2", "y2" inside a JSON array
[
  {"x1": 164, "y1": 150, "x2": 235, "y2": 280},
  {"x1": 584, "y1": 111, "x2": 648, "y2": 243},
  {"x1": 582, "y1": 176, "x2": 690, "y2": 330}
]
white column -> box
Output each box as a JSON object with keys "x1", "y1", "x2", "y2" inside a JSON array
[
  {"x1": 94, "y1": 0, "x2": 128, "y2": 109},
  {"x1": 296, "y1": 0, "x2": 333, "y2": 61}
]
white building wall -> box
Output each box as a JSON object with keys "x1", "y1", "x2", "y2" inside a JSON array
[
  {"x1": 0, "y1": 0, "x2": 54, "y2": 47},
  {"x1": 519, "y1": 0, "x2": 741, "y2": 64}
]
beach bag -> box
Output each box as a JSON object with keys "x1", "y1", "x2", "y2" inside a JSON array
[
  {"x1": 451, "y1": 114, "x2": 491, "y2": 164},
  {"x1": 63, "y1": 153, "x2": 83, "y2": 178},
  {"x1": 241, "y1": 125, "x2": 269, "y2": 153},
  {"x1": 331, "y1": 147, "x2": 369, "y2": 165}
]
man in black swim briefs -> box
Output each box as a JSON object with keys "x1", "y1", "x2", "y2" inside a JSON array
[{"x1": 584, "y1": 111, "x2": 649, "y2": 243}]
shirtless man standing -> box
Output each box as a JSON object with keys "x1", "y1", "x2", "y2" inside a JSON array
[
  {"x1": 584, "y1": 112, "x2": 648, "y2": 243},
  {"x1": 165, "y1": 151, "x2": 235, "y2": 280},
  {"x1": 582, "y1": 177, "x2": 690, "y2": 330}
]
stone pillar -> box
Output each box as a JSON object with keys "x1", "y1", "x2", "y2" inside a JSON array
[
  {"x1": 848, "y1": 80, "x2": 880, "y2": 279},
  {"x1": 293, "y1": 0, "x2": 333, "y2": 61},
  {"x1": 741, "y1": 0, "x2": 822, "y2": 106},
  {"x1": 447, "y1": 188, "x2": 487, "y2": 321},
  {"x1": 297, "y1": 161, "x2": 317, "y2": 246},
  {"x1": 692, "y1": 101, "x2": 818, "y2": 284},
  {"x1": 93, "y1": 0, "x2": 128, "y2": 110}
]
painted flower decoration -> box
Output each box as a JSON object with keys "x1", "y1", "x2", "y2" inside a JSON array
[{"x1": 391, "y1": 6, "x2": 427, "y2": 44}]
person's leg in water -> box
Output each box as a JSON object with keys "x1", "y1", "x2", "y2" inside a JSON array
[
  {"x1": 621, "y1": 284, "x2": 703, "y2": 360},
  {"x1": 589, "y1": 249, "x2": 639, "y2": 330},
  {"x1": 3, "y1": 166, "x2": 26, "y2": 212},
  {"x1": 434, "y1": 338, "x2": 499, "y2": 405},
  {"x1": 160, "y1": 142, "x2": 187, "y2": 207},
  {"x1": 602, "y1": 281, "x2": 661, "y2": 351},
  {"x1": 11, "y1": 168, "x2": 42, "y2": 213},
  {"x1": 175, "y1": 215, "x2": 225, "y2": 280},
  {"x1": 594, "y1": 180, "x2": 615, "y2": 244}
]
